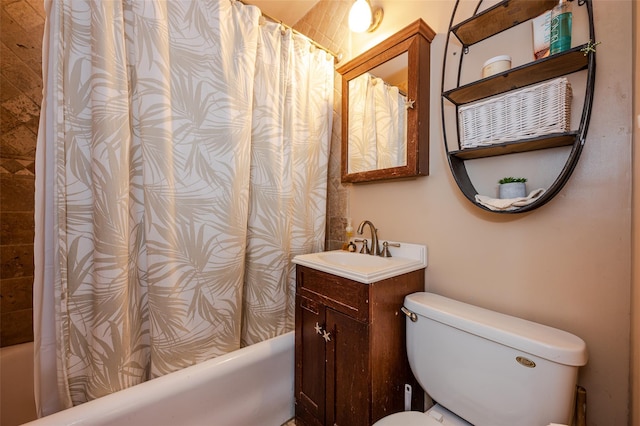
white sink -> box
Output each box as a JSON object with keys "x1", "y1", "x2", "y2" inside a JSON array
[
  {"x1": 292, "y1": 242, "x2": 427, "y2": 284},
  {"x1": 317, "y1": 251, "x2": 393, "y2": 268}
]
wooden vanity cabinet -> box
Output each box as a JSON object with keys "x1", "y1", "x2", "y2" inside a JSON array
[{"x1": 294, "y1": 265, "x2": 425, "y2": 426}]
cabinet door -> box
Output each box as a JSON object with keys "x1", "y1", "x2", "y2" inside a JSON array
[
  {"x1": 326, "y1": 308, "x2": 370, "y2": 426},
  {"x1": 295, "y1": 295, "x2": 326, "y2": 425}
]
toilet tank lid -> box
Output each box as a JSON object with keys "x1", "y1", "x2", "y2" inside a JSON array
[{"x1": 404, "y1": 292, "x2": 588, "y2": 366}]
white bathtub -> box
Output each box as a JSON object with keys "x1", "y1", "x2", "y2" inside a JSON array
[{"x1": 25, "y1": 331, "x2": 295, "y2": 426}]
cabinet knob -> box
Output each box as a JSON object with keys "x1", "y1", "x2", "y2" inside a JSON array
[
  {"x1": 322, "y1": 330, "x2": 331, "y2": 342},
  {"x1": 314, "y1": 322, "x2": 323, "y2": 335}
]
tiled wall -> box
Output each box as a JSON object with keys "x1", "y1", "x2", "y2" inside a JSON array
[
  {"x1": 1, "y1": 0, "x2": 44, "y2": 347},
  {"x1": 294, "y1": 0, "x2": 351, "y2": 251}
]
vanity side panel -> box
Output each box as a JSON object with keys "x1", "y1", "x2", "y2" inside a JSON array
[{"x1": 369, "y1": 269, "x2": 425, "y2": 422}]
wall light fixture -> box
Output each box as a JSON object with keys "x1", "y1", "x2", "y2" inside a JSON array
[{"x1": 348, "y1": 0, "x2": 383, "y2": 33}]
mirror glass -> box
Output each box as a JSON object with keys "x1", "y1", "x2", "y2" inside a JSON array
[
  {"x1": 347, "y1": 53, "x2": 409, "y2": 174},
  {"x1": 337, "y1": 19, "x2": 434, "y2": 183}
]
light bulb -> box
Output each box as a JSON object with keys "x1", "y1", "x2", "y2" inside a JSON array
[{"x1": 348, "y1": 0, "x2": 372, "y2": 33}]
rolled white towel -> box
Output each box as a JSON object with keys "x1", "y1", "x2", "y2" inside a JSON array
[{"x1": 475, "y1": 188, "x2": 546, "y2": 211}]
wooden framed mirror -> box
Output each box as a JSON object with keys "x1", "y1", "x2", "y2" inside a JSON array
[{"x1": 337, "y1": 19, "x2": 435, "y2": 183}]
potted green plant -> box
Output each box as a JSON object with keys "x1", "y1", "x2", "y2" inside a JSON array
[{"x1": 498, "y1": 177, "x2": 527, "y2": 199}]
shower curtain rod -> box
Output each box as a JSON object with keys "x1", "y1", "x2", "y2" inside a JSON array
[{"x1": 249, "y1": 5, "x2": 342, "y2": 62}]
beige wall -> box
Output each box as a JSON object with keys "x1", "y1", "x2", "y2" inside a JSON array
[
  {"x1": 631, "y1": 0, "x2": 639, "y2": 424},
  {"x1": 330, "y1": 1, "x2": 633, "y2": 425}
]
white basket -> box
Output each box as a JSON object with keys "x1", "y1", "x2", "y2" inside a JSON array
[{"x1": 458, "y1": 77, "x2": 572, "y2": 149}]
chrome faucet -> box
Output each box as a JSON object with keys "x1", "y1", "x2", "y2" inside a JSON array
[{"x1": 357, "y1": 220, "x2": 380, "y2": 256}]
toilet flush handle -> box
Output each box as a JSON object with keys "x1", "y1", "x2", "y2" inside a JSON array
[{"x1": 401, "y1": 306, "x2": 418, "y2": 322}]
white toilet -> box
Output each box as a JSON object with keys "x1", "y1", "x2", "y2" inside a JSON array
[{"x1": 375, "y1": 292, "x2": 588, "y2": 426}]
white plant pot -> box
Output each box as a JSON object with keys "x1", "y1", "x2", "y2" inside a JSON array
[{"x1": 499, "y1": 182, "x2": 526, "y2": 199}]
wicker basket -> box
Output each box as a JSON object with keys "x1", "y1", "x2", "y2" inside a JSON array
[{"x1": 458, "y1": 77, "x2": 572, "y2": 149}]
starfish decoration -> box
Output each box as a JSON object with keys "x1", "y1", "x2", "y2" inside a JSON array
[
  {"x1": 580, "y1": 40, "x2": 601, "y2": 56},
  {"x1": 322, "y1": 330, "x2": 331, "y2": 342},
  {"x1": 405, "y1": 99, "x2": 415, "y2": 109},
  {"x1": 314, "y1": 322, "x2": 323, "y2": 335}
]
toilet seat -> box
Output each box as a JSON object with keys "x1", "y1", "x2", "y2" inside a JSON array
[{"x1": 372, "y1": 404, "x2": 472, "y2": 426}]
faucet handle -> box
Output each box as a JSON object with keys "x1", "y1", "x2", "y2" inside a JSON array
[
  {"x1": 380, "y1": 241, "x2": 400, "y2": 257},
  {"x1": 355, "y1": 238, "x2": 370, "y2": 254}
]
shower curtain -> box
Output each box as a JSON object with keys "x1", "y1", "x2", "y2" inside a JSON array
[
  {"x1": 33, "y1": 0, "x2": 333, "y2": 416},
  {"x1": 348, "y1": 72, "x2": 407, "y2": 173}
]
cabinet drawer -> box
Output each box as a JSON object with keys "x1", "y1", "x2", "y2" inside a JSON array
[{"x1": 297, "y1": 266, "x2": 369, "y2": 322}]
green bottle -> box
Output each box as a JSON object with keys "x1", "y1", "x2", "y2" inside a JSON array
[{"x1": 550, "y1": 0, "x2": 572, "y2": 54}]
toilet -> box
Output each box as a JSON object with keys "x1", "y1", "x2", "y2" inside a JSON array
[{"x1": 375, "y1": 292, "x2": 588, "y2": 426}]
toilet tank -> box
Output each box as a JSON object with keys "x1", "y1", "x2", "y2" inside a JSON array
[{"x1": 404, "y1": 292, "x2": 587, "y2": 426}]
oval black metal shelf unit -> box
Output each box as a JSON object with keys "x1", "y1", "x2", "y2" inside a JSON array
[{"x1": 441, "y1": 0, "x2": 596, "y2": 213}]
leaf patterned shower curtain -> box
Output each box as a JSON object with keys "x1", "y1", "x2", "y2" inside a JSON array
[
  {"x1": 33, "y1": 0, "x2": 333, "y2": 416},
  {"x1": 242, "y1": 22, "x2": 332, "y2": 346}
]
